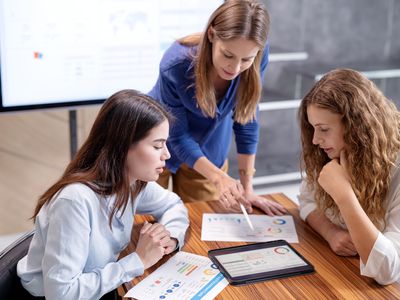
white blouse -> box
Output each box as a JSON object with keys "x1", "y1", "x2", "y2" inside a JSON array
[
  {"x1": 17, "y1": 182, "x2": 189, "y2": 299},
  {"x1": 298, "y1": 161, "x2": 400, "y2": 285}
]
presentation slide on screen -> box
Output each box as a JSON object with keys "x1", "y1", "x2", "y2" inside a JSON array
[{"x1": 0, "y1": 0, "x2": 221, "y2": 107}]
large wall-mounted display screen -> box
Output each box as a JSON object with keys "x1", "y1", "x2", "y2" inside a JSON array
[{"x1": 0, "y1": 0, "x2": 221, "y2": 111}]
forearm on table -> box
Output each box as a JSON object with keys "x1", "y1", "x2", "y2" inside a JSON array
[
  {"x1": 305, "y1": 209, "x2": 339, "y2": 241},
  {"x1": 335, "y1": 193, "x2": 379, "y2": 264},
  {"x1": 237, "y1": 153, "x2": 256, "y2": 193}
]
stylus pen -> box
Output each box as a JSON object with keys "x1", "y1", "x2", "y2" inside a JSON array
[{"x1": 240, "y1": 204, "x2": 254, "y2": 230}]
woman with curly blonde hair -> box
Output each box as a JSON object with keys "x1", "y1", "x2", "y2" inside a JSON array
[{"x1": 298, "y1": 68, "x2": 400, "y2": 285}]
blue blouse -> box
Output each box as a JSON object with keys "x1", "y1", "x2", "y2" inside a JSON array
[{"x1": 148, "y1": 41, "x2": 269, "y2": 173}]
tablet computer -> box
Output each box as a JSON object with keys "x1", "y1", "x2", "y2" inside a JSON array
[{"x1": 208, "y1": 240, "x2": 314, "y2": 285}]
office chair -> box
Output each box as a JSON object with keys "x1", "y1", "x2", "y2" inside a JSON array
[
  {"x1": 0, "y1": 230, "x2": 41, "y2": 300},
  {"x1": 0, "y1": 230, "x2": 123, "y2": 300}
]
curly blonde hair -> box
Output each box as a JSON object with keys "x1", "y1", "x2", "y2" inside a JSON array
[{"x1": 299, "y1": 68, "x2": 400, "y2": 228}]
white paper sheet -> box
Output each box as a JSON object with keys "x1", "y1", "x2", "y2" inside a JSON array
[
  {"x1": 124, "y1": 251, "x2": 228, "y2": 300},
  {"x1": 201, "y1": 213, "x2": 298, "y2": 243}
]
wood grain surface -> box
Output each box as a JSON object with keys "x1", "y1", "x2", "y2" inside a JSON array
[{"x1": 120, "y1": 194, "x2": 400, "y2": 300}]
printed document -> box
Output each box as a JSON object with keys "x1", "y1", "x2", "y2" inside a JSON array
[
  {"x1": 125, "y1": 251, "x2": 228, "y2": 300},
  {"x1": 201, "y1": 213, "x2": 298, "y2": 243}
]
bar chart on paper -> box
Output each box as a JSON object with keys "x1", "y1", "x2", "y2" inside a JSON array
[
  {"x1": 124, "y1": 252, "x2": 228, "y2": 300},
  {"x1": 176, "y1": 260, "x2": 200, "y2": 276}
]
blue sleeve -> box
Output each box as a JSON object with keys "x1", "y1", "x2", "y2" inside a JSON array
[
  {"x1": 158, "y1": 69, "x2": 205, "y2": 167},
  {"x1": 233, "y1": 108, "x2": 260, "y2": 154},
  {"x1": 41, "y1": 198, "x2": 144, "y2": 300},
  {"x1": 136, "y1": 182, "x2": 189, "y2": 249},
  {"x1": 233, "y1": 42, "x2": 268, "y2": 154}
]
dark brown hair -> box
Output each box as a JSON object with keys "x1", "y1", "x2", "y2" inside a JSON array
[{"x1": 33, "y1": 89, "x2": 171, "y2": 226}]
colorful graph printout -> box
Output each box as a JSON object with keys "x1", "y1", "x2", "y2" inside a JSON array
[
  {"x1": 125, "y1": 252, "x2": 228, "y2": 300},
  {"x1": 201, "y1": 214, "x2": 298, "y2": 243}
]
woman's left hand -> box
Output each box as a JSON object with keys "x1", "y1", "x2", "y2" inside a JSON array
[
  {"x1": 245, "y1": 193, "x2": 287, "y2": 216},
  {"x1": 161, "y1": 237, "x2": 178, "y2": 255},
  {"x1": 318, "y1": 151, "x2": 354, "y2": 205}
]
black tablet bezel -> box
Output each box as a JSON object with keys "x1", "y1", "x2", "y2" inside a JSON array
[{"x1": 208, "y1": 240, "x2": 314, "y2": 286}]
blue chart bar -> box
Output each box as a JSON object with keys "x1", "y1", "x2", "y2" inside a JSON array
[{"x1": 191, "y1": 273, "x2": 225, "y2": 300}]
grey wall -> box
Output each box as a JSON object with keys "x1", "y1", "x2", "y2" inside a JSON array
[
  {"x1": 228, "y1": 0, "x2": 400, "y2": 181},
  {"x1": 264, "y1": 0, "x2": 400, "y2": 101}
]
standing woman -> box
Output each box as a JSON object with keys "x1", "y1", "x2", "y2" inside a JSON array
[
  {"x1": 298, "y1": 69, "x2": 400, "y2": 284},
  {"x1": 17, "y1": 90, "x2": 189, "y2": 299},
  {"x1": 149, "y1": 0, "x2": 285, "y2": 215}
]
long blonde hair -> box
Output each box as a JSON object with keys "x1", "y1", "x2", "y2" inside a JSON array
[
  {"x1": 179, "y1": 0, "x2": 269, "y2": 124},
  {"x1": 299, "y1": 68, "x2": 400, "y2": 228}
]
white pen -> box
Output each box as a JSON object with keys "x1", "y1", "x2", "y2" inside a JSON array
[{"x1": 240, "y1": 204, "x2": 254, "y2": 231}]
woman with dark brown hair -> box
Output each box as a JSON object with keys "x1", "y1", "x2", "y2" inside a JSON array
[
  {"x1": 149, "y1": 0, "x2": 285, "y2": 215},
  {"x1": 17, "y1": 89, "x2": 189, "y2": 299}
]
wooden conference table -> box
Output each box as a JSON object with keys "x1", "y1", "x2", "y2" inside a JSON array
[{"x1": 121, "y1": 194, "x2": 400, "y2": 300}]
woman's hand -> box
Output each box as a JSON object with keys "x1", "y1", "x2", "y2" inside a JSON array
[
  {"x1": 214, "y1": 173, "x2": 251, "y2": 210},
  {"x1": 326, "y1": 224, "x2": 358, "y2": 256},
  {"x1": 213, "y1": 173, "x2": 286, "y2": 215},
  {"x1": 245, "y1": 193, "x2": 287, "y2": 216},
  {"x1": 162, "y1": 238, "x2": 178, "y2": 255},
  {"x1": 318, "y1": 151, "x2": 355, "y2": 206},
  {"x1": 135, "y1": 223, "x2": 171, "y2": 269}
]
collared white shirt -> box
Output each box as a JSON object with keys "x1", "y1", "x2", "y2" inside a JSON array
[{"x1": 17, "y1": 182, "x2": 189, "y2": 299}]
